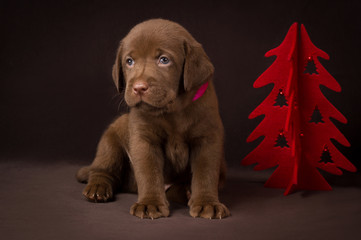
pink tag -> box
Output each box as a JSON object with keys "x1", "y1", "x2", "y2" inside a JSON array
[{"x1": 192, "y1": 82, "x2": 209, "y2": 101}]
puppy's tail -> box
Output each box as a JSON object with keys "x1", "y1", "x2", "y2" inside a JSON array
[{"x1": 76, "y1": 166, "x2": 91, "y2": 183}]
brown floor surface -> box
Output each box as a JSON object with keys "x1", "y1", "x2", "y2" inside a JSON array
[{"x1": 1, "y1": 159, "x2": 360, "y2": 240}]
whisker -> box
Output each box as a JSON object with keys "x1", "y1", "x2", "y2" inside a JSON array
[{"x1": 110, "y1": 90, "x2": 128, "y2": 113}]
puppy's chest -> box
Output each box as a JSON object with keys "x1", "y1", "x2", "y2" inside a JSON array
[{"x1": 164, "y1": 134, "x2": 189, "y2": 173}]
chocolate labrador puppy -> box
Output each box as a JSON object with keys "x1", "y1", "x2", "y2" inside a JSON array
[{"x1": 76, "y1": 19, "x2": 230, "y2": 219}]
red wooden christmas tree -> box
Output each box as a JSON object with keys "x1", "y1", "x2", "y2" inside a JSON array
[{"x1": 242, "y1": 23, "x2": 357, "y2": 195}]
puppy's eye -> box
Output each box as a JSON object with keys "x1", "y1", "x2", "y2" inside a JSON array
[
  {"x1": 159, "y1": 56, "x2": 170, "y2": 65},
  {"x1": 126, "y1": 57, "x2": 134, "y2": 66}
]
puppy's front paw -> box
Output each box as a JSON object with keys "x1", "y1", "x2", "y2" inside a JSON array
[
  {"x1": 82, "y1": 182, "x2": 113, "y2": 202},
  {"x1": 130, "y1": 202, "x2": 170, "y2": 219},
  {"x1": 189, "y1": 200, "x2": 230, "y2": 219}
]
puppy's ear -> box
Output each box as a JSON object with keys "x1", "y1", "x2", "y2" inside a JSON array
[
  {"x1": 112, "y1": 41, "x2": 124, "y2": 92},
  {"x1": 183, "y1": 41, "x2": 214, "y2": 91}
]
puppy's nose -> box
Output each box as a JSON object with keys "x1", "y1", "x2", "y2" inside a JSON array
[{"x1": 133, "y1": 81, "x2": 149, "y2": 95}]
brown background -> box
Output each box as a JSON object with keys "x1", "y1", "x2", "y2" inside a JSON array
[{"x1": 1, "y1": 0, "x2": 360, "y2": 168}]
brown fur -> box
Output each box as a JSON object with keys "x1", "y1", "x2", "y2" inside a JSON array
[{"x1": 76, "y1": 19, "x2": 230, "y2": 219}]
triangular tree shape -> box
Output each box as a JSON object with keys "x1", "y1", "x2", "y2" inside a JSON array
[
  {"x1": 320, "y1": 145, "x2": 333, "y2": 164},
  {"x1": 309, "y1": 105, "x2": 325, "y2": 124},
  {"x1": 274, "y1": 89, "x2": 288, "y2": 107},
  {"x1": 275, "y1": 131, "x2": 290, "y2": 148},
  {"x1": 304, "y1": 57, "x2": 318, "y2": 75},
  {"x1": 242, "y1": 23, "x2": 356, "y2": 195}
]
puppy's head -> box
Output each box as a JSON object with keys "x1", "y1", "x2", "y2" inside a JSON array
[{"x1": 112, "y1": 19, "x2": 214, "y2": 114}]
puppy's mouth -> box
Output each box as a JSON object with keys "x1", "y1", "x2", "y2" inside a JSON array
[
  {"x1": 136, "y1": 101, "x2": 162, "y2": 110},
  {"x1": 125, "y1": 87, "x2": 177, "y2": 113},
  {"x1": 135, "y1": 100, "x2": 174, "y2": 114}
]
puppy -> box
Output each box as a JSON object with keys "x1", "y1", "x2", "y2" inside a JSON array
[{"x1": 77, "y1": 19, "x2": 230, "y2": 219}]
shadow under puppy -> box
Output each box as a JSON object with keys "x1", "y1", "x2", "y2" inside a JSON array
[{"x1": 76, "y1": 19, "x2": 230, "y2": 219}]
